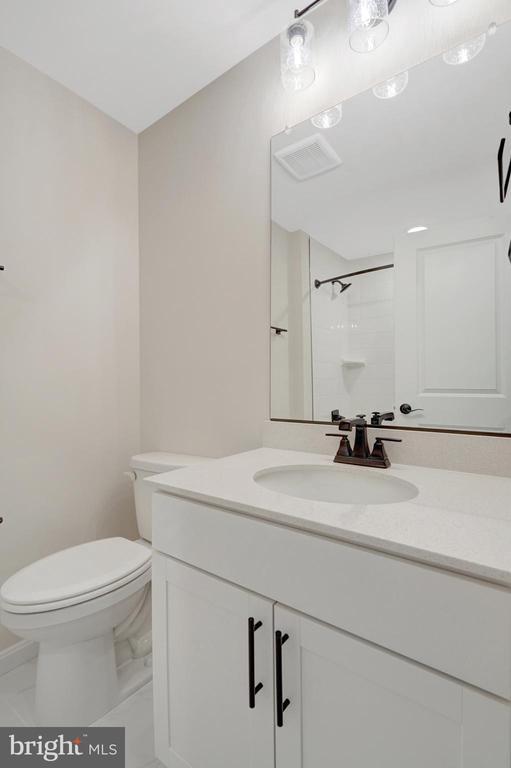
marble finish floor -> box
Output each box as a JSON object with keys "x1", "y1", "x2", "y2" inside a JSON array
[{"x1": 0, "y1": 659, "x2": 163, "y2": 768}]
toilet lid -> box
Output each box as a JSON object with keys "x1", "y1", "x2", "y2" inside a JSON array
[{"x1": 1, "y1": 538, "x2": 151, "y2": 608}]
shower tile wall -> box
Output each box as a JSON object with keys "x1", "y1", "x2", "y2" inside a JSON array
[
  {"x1": 347, "y1": 265, "x2": 394, "y2": 416},
  {"x1": 310, "y1": 241, "x2": 350, "y2": 421},
  {"x1": 310, "y1": 239, "x2": 394, "y2": 421}
]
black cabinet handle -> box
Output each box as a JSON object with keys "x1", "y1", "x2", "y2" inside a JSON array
[
  {"x1": 275, "y1": 630, "x2": 290, "y2": 727},
  {"x1": 248, "y1": 618, "x2": 263, "y2": 709}
]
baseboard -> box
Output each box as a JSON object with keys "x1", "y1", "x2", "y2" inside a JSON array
[{"x1": 0, "y1": 640, "x2": 38, "y2": 677}]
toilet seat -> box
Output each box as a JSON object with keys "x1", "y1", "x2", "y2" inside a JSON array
[{"x1": 0, "y1": 537, "x2": 151, "y2": 615}]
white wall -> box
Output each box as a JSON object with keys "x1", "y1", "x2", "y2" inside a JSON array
[
  {"x1": 0, "y1": 48, "x2": 140, "y2": 651},
  {"x1": 271, "y1": 224, "x2": 312, "y2": 420},
  {"x1": 270, "y1": 223, "x2": 292, "y2": 418},
  {"x1": 139, "y1": 0, "x2": 511, "y2": 458}
]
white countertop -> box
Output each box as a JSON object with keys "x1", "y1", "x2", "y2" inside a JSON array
[{"x1": 147, "y1": 447, "x2": 511, "y2": 586}]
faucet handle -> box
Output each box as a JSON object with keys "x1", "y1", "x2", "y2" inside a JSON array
[
  {"x1": 370, "y1": 436, "x2": 402, "y2": 468},
  {"x1": 331, "y1": 409, "x2": 343, "y2": 422}
]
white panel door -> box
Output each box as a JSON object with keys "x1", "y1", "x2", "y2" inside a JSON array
[
  {"x1": 152, "y1": 553, "x2": 275, "y2": 768},
  {"x1": 395, "y1": 218, "x2": 511, "y2": 431},
  {"x1": 274, "y1": 605, "x2": 511, "y2": 768}
]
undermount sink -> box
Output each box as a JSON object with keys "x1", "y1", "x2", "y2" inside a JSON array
[{"x1": 254, "y1": 464, "x2": 419, "y2": 505}]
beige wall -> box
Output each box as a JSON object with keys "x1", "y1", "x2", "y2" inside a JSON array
[
  {"x1": 139, "y1": 0, "x2": 511, "y2": 458},
  {"x1": 0, "y1": 48, "x2": 140, "y2": 651}
]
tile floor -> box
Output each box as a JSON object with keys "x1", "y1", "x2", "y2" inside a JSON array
[{"x1": 0, "y1": 659, "x2": 163, "y2": 768}]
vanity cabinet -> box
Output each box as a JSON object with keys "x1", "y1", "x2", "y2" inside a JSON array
[
  {"x1": 152, "y1": 494, "x2": 511, "y2": 768},
  {"x1": 275, "y1": 606, "x2": 509, "y2": 768},
  {"x1": 152, "y1": 556, "x2": 275, "y2": 768}
]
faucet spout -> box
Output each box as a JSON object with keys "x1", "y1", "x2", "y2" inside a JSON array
[
  {"x1": 352, "y1": 416, "x2": 370, "y2": 459},
  {"x1": 327, "y1": 412, "x2": 402, "y2": 469},
  {"x1": 371, "y1": 411, "x2": 395, "y2": 426},
  {"x1": 333, "y1": 414, "x2": 370, "y2": 460}
]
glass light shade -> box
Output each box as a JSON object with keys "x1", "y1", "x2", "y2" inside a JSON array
[
  {"x1": 373, "y1": 70, "x2": 409, "y2": 99},
  {"x1": 348, "y1": 0, "x2": 389, "y2": 53},
  {"x1": 311, "y1": 104, "x2": 343, "y2": 129},
  {"x1": 442, "y1": 33, "x2": 486, "y2": 65},
  {"x1": 280, "y1": 19, "x2": 316, "y2": 92},
  {"x1": 429, "y1": 0, "x2": 458, "y2": 6}
]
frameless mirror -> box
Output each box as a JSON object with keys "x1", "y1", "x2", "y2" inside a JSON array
[{"x1": 271, "y1": 22, "x2": 511, "y2": 435}]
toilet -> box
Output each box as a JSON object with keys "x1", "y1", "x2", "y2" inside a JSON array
[{"x1": 0, "y1": 452, "x2": 209, "y2": 726}]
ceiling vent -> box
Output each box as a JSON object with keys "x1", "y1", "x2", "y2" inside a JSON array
[{"x1": 274, "y1": 133, "x2": 342, "y2": 181}]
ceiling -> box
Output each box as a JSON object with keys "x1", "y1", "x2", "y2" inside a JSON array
[
  {"x1": 0, "y1": 0, "x2": 297, "y2": 133},
  {"x1": 272, "y1": 22, "x2": 511, "y2": 260}
]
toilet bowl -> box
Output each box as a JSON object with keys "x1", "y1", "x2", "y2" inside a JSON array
[{"x1": 0, "y1": 452, "x2": 211, "y2": 726}]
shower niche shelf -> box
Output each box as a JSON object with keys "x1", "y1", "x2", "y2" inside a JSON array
[{"x1": 341, "y1": 358, "x2": 366, "y2": 368}]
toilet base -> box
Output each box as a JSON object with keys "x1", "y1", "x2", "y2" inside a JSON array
[
  {"x1": 36, "y1": 631, "x2": 118, "y2": 726},
  {"x1": 0, "y1": 559, "x2": 152, "y2": 726}
]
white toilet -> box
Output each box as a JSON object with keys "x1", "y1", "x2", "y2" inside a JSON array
[{"x1": 0, "y1": 452, "x2": 209, "y2": 726}]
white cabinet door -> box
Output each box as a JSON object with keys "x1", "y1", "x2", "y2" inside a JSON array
[
  {"x1": 153, "y1": 553, "x2": 275, "y2": 768},
  {"x1": 274, "y1": 605, "x2": 511, "y2": 768}
]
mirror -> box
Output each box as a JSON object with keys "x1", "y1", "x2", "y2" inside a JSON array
[{"x1": 271, "y1": 23, "x2": 511, "y2": 435}]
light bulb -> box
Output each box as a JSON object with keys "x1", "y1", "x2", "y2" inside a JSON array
[
  {"x1": 443, "y1": 33, "x2": 486, "y2": 65},
  {"x1": 311, "y1": 104, "x2": 343, "y2": 129},
  {"x1": 289, "y1": 33, "x2": 306, "y2": 69},
  {"x1": 348, "y1": 0, "x2": 389, "y2": 54},
  {"x1": 429, "y1": 0, "x2": 458, "y2": 6},
  {"x1": 373, "y1": 71, "x2": 409, "y2": 99},
  {"x1": 281, "y1": 20, "x2": 316, "y2": 91}
]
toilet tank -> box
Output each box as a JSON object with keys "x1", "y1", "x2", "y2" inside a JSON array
[{"x1": 128, "y1": 453, "x2": 211, "y2": 542}]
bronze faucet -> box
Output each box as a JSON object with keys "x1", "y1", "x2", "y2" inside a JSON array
[{"x1": 327, "y1": 411, "x2": 402, "y2": 469}]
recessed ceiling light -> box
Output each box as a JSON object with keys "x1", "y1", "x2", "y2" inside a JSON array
[{"x1": 407, "y1": 226, "x2": 428, "y2": 234}]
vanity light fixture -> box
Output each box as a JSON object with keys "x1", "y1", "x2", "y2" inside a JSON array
[
  {"x1": 373, "y1": 71, "x2": 409, "y2": 99},
  {"x1": 281, "y1": 0, "x2": 400, "y2": 91},
  {"x1": 311, "y1": 103, "x2": 343, "y2": 128},
  {"x1": 407, "y1": 225, "x2": 428, "y2": 233},
  {"x1": 281, "y1": 18, "x2": 316, "y2": 91},
  {"x1": 348, "y1": 0, "x2": 393, "y2": 53},
  {"x1": 282, "y1": 0, "x2": 492, "y2": 92}
]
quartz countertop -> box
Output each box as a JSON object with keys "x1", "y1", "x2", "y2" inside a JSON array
[{"x1": 146, "y1": 447, "x2": 511, "y2": 586}]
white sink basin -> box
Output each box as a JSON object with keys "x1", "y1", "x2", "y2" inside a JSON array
[{"x1": 254, "y1": 465, "x2": 419, "y2": 505}]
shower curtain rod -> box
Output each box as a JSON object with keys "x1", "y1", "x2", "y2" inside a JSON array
[{"x1": 314, "y1": 263, "x2": 394, "y2": 289}]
